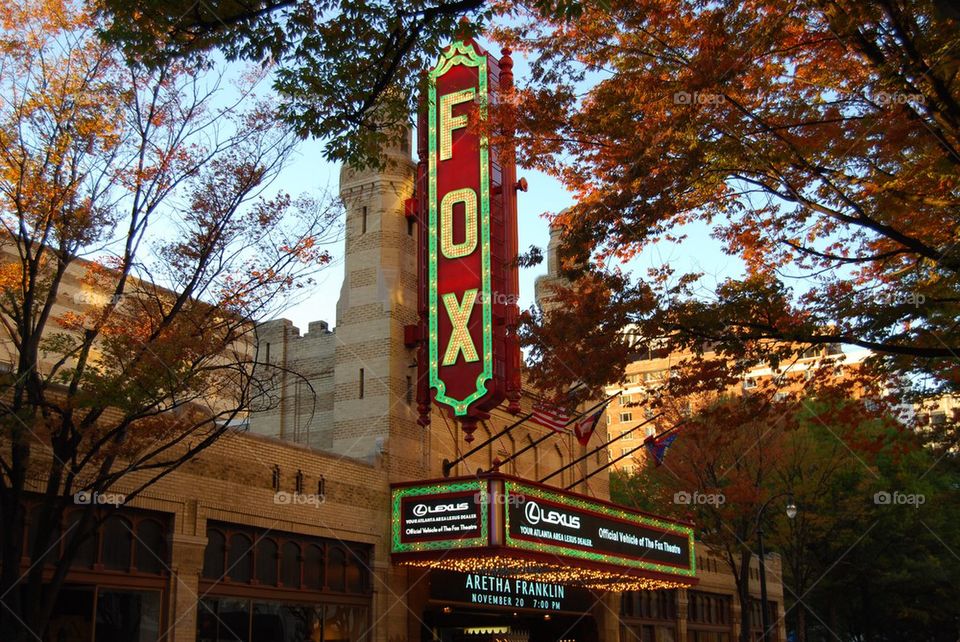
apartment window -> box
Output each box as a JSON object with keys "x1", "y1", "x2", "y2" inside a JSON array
[
  {"x1": 620, "y1": 412, "x2": 633, "y2": 423},
  {"x1": 359, "y1": 369, "x2": 365, "y2": 399},
  {"x1": 621, "y1": 394, "x2": 633, "y2": 405},
  {"x1": 361, "y1": 206, "x2": 368, "y2": 234},
  {"x1": 743, "y1": 377, "x2": 758, "y2": 390},
  {"x1": 406, "y1": 376, "x2": 413, "y2": 404},
  {"x1": 407, "y1": 216, "x2": 414, "y2": 236},
  {"x1": 624, "y1": 374, "x2": 640, "y2": 385}
]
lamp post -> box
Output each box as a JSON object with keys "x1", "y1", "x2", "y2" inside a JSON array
[{"x1": 756, "y1": 494, "x2": 797, "y2": 642}]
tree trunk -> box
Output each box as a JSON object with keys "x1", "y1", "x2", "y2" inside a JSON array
[{"x1": 796, "y1": 605, "x2": 806, "y2": 642}]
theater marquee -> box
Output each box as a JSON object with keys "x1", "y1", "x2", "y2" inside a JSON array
[{"x1": 391, "y1": 474, "x2": 697, "y2": 592}]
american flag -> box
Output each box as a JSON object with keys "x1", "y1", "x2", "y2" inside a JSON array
[{"x1": 529, "y1": 402, "x2": 572, "y2": 433}]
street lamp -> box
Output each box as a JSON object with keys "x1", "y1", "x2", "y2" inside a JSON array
[{"x1": 756, "y1": 494, "x2": 796, "y2": 642}]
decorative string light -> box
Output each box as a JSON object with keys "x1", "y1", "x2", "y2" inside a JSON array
[{"x1": 395, "y1": 555, "x2": 694, "y2": 592}]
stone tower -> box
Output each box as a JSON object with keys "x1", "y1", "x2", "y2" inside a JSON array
[
  {"x1": 534, "y1": 214, "x2": 568, "y2": 312},
  {"x1": 334, "y1": 127, "x2": 424, "y2": 478}
]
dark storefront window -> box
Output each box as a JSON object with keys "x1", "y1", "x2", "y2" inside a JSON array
[
  {"x1": 19, "y1": 504, "x2": 171, "y2": 642},
  {"x1": 687, "y1": 590, "x2": 733, "y2": 642},
  {"x1": 198, "y1": 597, "x2": 368, "y2": 642},
  {"x1": 205, "y1": 530, "x2": 227, "y2": 579},
  {"x1": 748, "y1": 599, "x2": 779, "y2": 642},
  {"x1": 66, "y1": 511, "x2": 97, "y2": 569},
  {"x1": 198, "y1": 523, "x2": 371, "y2": 642},
  {"x1": 95, "y1": 589, "x2": 162, "y2": 642},
  {"x1": 102, "y1": 516, "x2": 134, "y2": 571},
  {"x1": 42, "y1": 586, "x2": 162, "y2": 642},
  {"x1": 281, "y1": 542, "x2": 302, "y2": 588},
  {"x1": 304, "y1": 544, "x2": 324, "y2": 590},
  {"x1": 23, "y1": 503, "x2": 170, "y2": 575},
  {"x1": 135, "y1": 520, "x2": 166, "y2": 574},
  {"x1": 229, "y1": 533, "x2": 254, "y2": 583},
  {"x1": 621, "y1": 590, "x2": 677, "y2": 642},
  {"x1": 202, "y1": 523, "x2": 370, "y2": 596}
]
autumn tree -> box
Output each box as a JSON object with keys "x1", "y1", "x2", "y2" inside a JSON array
[
  {"x1": 614, "y1": 370, "x2": 958, "y2": 642},
  {"x1": 492, "y1": 0, "x2": 960, "y2": 404},
  {"x1": 98, "y1": 0, "x2": 497, "y2": 166},
  {"x1": 618, "y1": 390, "x2": 806, "y2": 642},
  {"x1": 0, "y1": 2, "x2": 337, "y2": 640},
  {"x1": 767, "y1": 403, "x2": 960, "y2": 640}
]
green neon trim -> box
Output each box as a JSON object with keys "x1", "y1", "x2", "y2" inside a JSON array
[
  {"x1": 503, "y1": 482, "x2": 697, "y2": 578},
  {"x1": 391, "y1": 480, "x2": 489, "y2": 553},
  {"x1": 427, "y1": 40, "x2": 493, "y2": 416}
]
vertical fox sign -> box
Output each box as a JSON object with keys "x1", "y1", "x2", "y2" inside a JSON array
[{"x1": 414, "y1": 39, "x2": 522, "y2": 442}]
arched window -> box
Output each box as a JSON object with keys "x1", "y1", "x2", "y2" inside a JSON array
[
  {"x1": 304, "y1": 544, "x2": 324, "y2": 590},
  {"x1": 227, "y1": 533, "x2": 253, "y2": 583},
  {"x1": 281, "y1": 541, "x2": 301, "y2": 588},
  {"x1": 327, "y1": 547, "x2": 346, "y2": 592},
  {"x1": 346, "y1": 548, "x2": 367, "y2": 593},
  {"x1": 134, "y1": 519, "x2": 165, "y2": 574},
  {"x1": 101, "y1": 515, "x2": 133, "y2": 571},
  {"x1": 256, "y1": 538, "x2": 278, "y2": 585},
  {"x1": 63, "y1": 511, "x2": 93, "y2": 568},
  {"x1": 203, "y1": 529, "x2": 226, "y2": 579}
]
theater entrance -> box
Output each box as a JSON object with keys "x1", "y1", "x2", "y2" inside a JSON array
[
  {"x1": 422, "y1": 605, "x2": 598, "y2": 642},
  {"x1": 422, "y1": 571, "x2": 600, "y2": 642}
]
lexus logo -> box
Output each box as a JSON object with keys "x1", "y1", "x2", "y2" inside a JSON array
[
  {"x1": 524, "y1": 500, "x2": 581, "y2": 530},
  {"x1": 412, "y1": 501, "x2": 469, "y2": 517}
]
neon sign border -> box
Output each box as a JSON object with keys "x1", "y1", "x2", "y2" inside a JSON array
[
  {"x1": 391, "y1": 479, "x2": 490, "y2": 553},
  {"x1": 502, "y1": 481, "x2": 697, "y2": 578},
  {"x1": 427, "y1": 41, "x2": 493, "y2": 416}
]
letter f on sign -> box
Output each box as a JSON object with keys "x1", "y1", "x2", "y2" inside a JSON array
[
  {"x1": 439, "y1": 88, "x2": 476, "y2": 161},
  {"x1": 442, "y1": 289, "x2": 480, "y2": 365}
]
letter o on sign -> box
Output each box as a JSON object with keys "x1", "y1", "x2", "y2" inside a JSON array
[{"x1": 440, "y1": 188, "x2": 478, "y2": 259}]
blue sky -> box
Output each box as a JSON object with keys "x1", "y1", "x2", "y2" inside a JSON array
[{"x1": 269, "y1": 46, "x2": 742, "y2": 334}]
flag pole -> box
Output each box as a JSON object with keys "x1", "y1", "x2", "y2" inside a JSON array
[
  {"x1": 441, "y1": 382, "x2": 587, "y2": 476},
  {"x1": 442, "y1": 411, "x2": 533, "y2": 477},
  {"x1": 564, "y1": 422, "x2": 685, "y2": 490},
  {"x1": 539, "y1": 412, "x2": 664, "y2": 484},
  {"x1": 488, "y1": 393, "x2": 617, "y2": 472}
]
